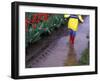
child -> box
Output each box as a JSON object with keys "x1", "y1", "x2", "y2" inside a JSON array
[{"x1": 64, "y1": 14, "x2": 84, "y2": 46}]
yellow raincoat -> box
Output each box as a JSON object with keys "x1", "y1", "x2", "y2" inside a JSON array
[
  {"x1": 64, "y1": 14, "x2": 84, "y2": 31},
  {"x1": 68, "y1": 18, "x2": 78, "y2": 31}
]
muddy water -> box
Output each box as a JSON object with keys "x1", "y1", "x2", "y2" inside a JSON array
[{"x1": 64, "y1": 45, "x2": 78, "y2": 66}]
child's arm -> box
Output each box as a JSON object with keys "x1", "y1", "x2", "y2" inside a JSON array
[
  {"x1": 78, "y1": 15, "x2": 84, "y2": 23},
  {"x1": 64, "y1": 14, "x2": 70, "y2": 18}
]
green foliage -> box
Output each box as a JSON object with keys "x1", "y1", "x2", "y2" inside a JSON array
[
  {"x1": 79, "y1": 48, "x2": 89, "y2": 65},
  {"x1": 25, "y1": 13, "x2": 65, "y2": 47}
]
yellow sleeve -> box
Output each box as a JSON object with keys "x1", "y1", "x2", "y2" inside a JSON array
[
  {"x1": 64, "y1": 14, "x2": 70, "y2": 18},
  {"x1": 78, "y1": 15, "x2": 84, "y2": 23}
]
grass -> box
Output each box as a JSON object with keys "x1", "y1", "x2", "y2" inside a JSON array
[{"x1": 79, "y1": 48, "x2": 89, "y2": 65}]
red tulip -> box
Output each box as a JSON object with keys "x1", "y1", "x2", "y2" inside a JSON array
[{"x1": 33, "y1": 24, "x2": 37, "y2": 29}]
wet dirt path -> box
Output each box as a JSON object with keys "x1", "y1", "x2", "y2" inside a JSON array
[
  {"x1": 64, "y1": 16, "x2": 89, "y2": 66},
  {"x1": 64, "y1": 45, "x2": 78, "y2": 66}
]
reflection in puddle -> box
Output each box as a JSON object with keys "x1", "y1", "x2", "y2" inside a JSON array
[{"x1": 64, "y1": 45, "x2": 78, "y2": 66}]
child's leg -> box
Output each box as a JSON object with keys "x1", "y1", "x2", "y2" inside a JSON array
[
  {"x1": 72, "y1": 31, "x2": 76, "y2": 44},
  {"x1": 69, "y1": 29, "x2": 73, "y2": 44}
]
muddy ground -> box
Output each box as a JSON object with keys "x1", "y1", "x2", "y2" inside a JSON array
[{"x1": 26, "y1": 24, "x2": 67, "y2": 68}]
